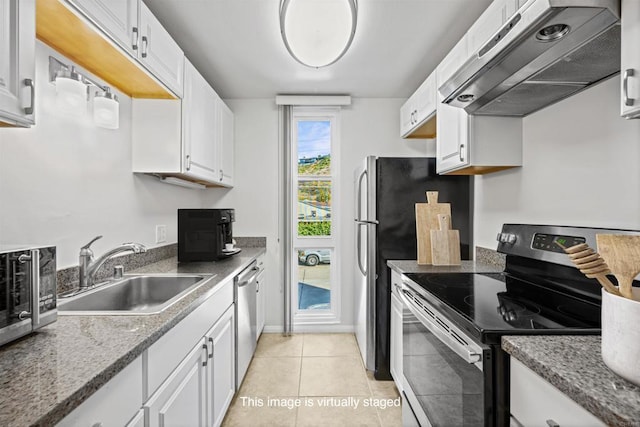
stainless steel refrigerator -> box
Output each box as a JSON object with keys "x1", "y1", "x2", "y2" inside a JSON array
[{"x1": 354, "y1": 156, "x2": 473, "y2": 380}]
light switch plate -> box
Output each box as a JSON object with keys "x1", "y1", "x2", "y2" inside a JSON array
[{"x1": 156, "y1": 225, "x2": 167, "y2": 243}]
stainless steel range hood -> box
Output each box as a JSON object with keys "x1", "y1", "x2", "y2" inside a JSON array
[{"x1": 439, "y1": 0, "x2": 621, "y2": 117}]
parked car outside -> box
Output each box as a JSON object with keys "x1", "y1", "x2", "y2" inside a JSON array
[{"x1": 298, "y1": 249, "x2": 331, "y2": 266}]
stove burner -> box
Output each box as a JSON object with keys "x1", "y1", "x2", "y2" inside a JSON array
[
  {"x1": 424, "y1": 274, "x2": 475, "y2": 288},
  {"x1": 496, "y1": 293, "x2": 541, "y2": 325}
]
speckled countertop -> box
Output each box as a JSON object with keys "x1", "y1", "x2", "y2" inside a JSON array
[
  {"x1": 0, "y1": 247, "x2": 265, "y2": 427},
  {"x1": 503, "y1": 335, "x2": 640, "y2": 426}
]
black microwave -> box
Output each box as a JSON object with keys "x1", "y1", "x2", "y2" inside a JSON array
[{"x1": 178, "y1": 209, "x2": 240, "y2": 262}]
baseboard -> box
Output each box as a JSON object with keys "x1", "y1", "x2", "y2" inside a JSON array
[{"x1": 262, "y1": 324, "x2": 355, "y2": 334}]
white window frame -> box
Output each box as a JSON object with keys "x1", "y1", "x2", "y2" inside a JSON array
[{"x1": 290, "y1": 106, "x2": 341, "y2": 325}]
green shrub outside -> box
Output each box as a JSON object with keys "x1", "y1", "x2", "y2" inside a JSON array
[{"x1": 298, "y1": 221, "x2": 331, "y2": 236}]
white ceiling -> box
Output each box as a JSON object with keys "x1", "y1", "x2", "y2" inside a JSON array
[{"x1": 144, "y1": 0, "x2": 492, "y2": 99}]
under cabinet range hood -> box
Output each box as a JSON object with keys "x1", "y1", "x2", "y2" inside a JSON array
[{"x1": 440, "y1": 0, "x2": 621, "y2": 117}]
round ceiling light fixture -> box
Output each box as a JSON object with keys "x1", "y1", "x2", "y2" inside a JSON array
[{"x1": 280, "y1": 0, "x2": 358, "y2": 68}]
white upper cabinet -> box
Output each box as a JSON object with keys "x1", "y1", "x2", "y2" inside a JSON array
[
  {"x1": 183, "y1": 59, "x2": 220, "y2": 183},
  {"x1": 218, "y1": 100, "x2": 235, "y2": 187},
  {"x1": 467, "y1": 0, "x2": 506, "y2": 55},
  {"x1": 139, "y1": 2, "x2": 184, "y2": 97},
  {"x1": 400, "y1": 70, "x2": 437, "y2": 139},
  {"x1": 61, "y1": 0, "x2": 183, "y2": 97},
  {"x1": 621, "y1": 0, "x2": 640, "y2": 119},
  {"x1": 132, "y1": 59, "x2": 234, "y2": 188},
  {"x1": 66, "y1": 0, "x2": 138, "y2": 55},
  {"x1": 436, "y1": 34, "x2": 469, "y2": 90},
  {"x1": 436, "y1": 54, "x2": 522, "y2": 175},
  {"x1": 0, "y1": 0, "x2": 35, "y2": 127}
]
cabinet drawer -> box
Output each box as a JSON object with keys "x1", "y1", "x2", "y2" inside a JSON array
[
  {"x1": 58, "y1": 356, "x2": 143, "y2": 427},
  {"x1": 145, "y1": 278, "x2": 233, "y2": 398},
  {"x1": 510, "y1": 358, "x2": 605, "y2": 426}
]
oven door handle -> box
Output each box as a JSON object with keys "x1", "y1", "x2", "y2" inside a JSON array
[{"x1": 400, "y1": 286, "x2": 484, "y2": 369}]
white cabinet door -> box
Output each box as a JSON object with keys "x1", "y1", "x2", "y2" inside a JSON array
[
  {"x1": 437, "y1": 35, "x2": 468, "y2": 89},
  {"x1": 436, "y1": 90, "x2": 469, "y2": 173},
  {"x1": 65, "y1": 0, "x2": 138, "y2": 54},
  {"x1": 510, "y1": 358, "x2": 606, "y2": 426},
  {"x1": 0, "y1": 0, "x2": 35, "y2": 127},
  {"x1": 58, "y1": 356, "x2": 143, "y2": 427},
  {"x1": 145, "y1": 340, "x2": 207, "y2": 427},
  {"x1": 413, "y1": 71, "x2": 436, "y2": 126},
  {"x1": 621, "y1": 0, "x2": 640, "y2": 119},
  {"x1": 399, "y1": 98, "x2": 415, "y2": 137},
  {"x1": 206, "y1": 305, "x2": 236, "y2": 427},
  {"x1": 183, "y1": 59, "x2": 219, "y2": 183},
  {"x1": 139, "y1": 2, "x2": 184, "y2": 97},
  {"x1": 390, "y1": 272, "x2": 403, "y2": 392},
  {"x1": 256, "y1": 265, "x2": 266, "y2": 340},
  {"x1": 218, "y1": 99, "x2": 235, "y2": 187},
  {"x1": 468, "y1": 0, "x2": 507, "y2": 55}
]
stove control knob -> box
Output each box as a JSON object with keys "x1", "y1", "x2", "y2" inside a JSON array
[
  {"x1": 497, "y1": 233, "x2": 517, "y2": 244},
  {"x1": 507, "y1": 311, "x2": 517, "y2": 322}
]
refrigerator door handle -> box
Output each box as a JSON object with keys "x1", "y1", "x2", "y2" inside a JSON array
[
  {"x1": 356, "y1": 222, "x2": 367, "y2": 276},
  {"x1": 356, "y1": 169, "x2": 367, "y2": 220},
  {"x1": 355, "y1": 219, "x2": 379, "y2": 225}
]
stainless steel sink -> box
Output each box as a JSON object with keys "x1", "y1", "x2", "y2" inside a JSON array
[{"x1": 58, "y1": 274, "x2": 213, "y2": 315}]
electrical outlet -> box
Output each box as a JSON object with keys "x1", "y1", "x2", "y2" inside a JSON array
[{"x1": 156, "y1": 225, "x2": 167, "y2": 243}]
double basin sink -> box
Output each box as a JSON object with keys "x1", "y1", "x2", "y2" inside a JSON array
[{"x1": 58, "y1": 274, "x2": 214, "y2": 315}]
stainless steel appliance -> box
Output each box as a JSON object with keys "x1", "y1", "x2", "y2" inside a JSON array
[
  {"x1": 398, "y1": 224, "x2": 639, "y2": 426},
  {"x1": 235, "y1": 260, "x2": 261, "y2": 389},
  {"x1": 440, "y1": 0, "x2": 621, "y2": 116},
  {"x1": 354, "y1": 156, "x2": 473, "y2": 379},
  {"x1": 178, "y1": 209, "x2": 241, "y2": 262},
  {"x1": 0, "y1": 246, "x2": 57, "y2": 346}
]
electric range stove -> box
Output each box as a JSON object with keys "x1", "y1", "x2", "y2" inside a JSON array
[{"x1": 398, "y1": 224, "x2": 640, "y2": 427}]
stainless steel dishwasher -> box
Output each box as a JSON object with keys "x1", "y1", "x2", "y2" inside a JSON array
[{"x1": 235, "y1": 260, "x2": 260, "y2": 389}]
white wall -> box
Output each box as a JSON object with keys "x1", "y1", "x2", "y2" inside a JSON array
[
  {"x1": 203, "y1": 97, "x2": 428, "y2": 330},
  {"x1": 0, "y1": 43, "x2": 203, "y2": 268},
  {"x1": 474, "y1": 76, "x2": 640, "y2": 249}
]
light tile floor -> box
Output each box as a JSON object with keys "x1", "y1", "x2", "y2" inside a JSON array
[{"x1": 222, "y1": 333, "x2": 402, "y2": 427}]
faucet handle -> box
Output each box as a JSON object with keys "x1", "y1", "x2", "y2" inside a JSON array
[{"x1": 81, "y1": 235, "x2": 103, "y2": 251}]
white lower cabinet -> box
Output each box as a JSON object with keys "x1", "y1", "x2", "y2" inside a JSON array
[
  {"x1": 256, "y1": 256, "x2": 266, "y2": 341},
  {"x1": 206, "y1": 306, "x2": 236, "y2": 427},
  {"x1": 144, "y1": 341, "x2": 207, "y2": 426},
  {"x1": 58, "y1": 356, "x2": 143, "y2": 427},
  {"x1": 510, "y1": 357, "x2": 605, "y2": 426},
  {"x1": 390, "y1": 292, "x2": 403, "y2": 391},
  {"x1": 144, "y1": 316, "x2": 235, "y2": 427}
]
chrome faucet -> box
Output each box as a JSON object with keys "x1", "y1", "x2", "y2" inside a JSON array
[{"x1": 79, "y1": 235, "x2": 147, "y2": 289}]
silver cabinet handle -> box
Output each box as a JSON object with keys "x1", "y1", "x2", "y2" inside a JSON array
[
  {"x1": 208, "y1": 337, "x2": 214, "y2": 359},
  {"x1": 459, "y1": 144, "x2": 465, "y2": 162},
  {"x1": 202, "y1": 343, "x2": 208, "y2": 366},
  {"x1": 546, "y1": 420, "x2": 560, "y2": 427},
  {"x1": 141, "y1": 35, "x2": 148, "y2": 58},
  {"x1": 24, "y1": 79, "x2": 35, "y2": 115},
  {"x1": 624, "y1": 69, "x2": 635, "y2": 107},
  {"x1": 132, "y1": 27, "x2": 139, "y2": 51},
  {"x1": 185, "y1": 155, "x2": 191, "y2": 171}
]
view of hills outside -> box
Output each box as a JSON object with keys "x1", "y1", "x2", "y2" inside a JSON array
[{"x1": 297, "y1": 121, "x2": 331, "y2": 237}]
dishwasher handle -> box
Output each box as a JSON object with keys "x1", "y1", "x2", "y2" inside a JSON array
[{"x1": 236, "y1": 262, "x2": 260, "y2": 287}]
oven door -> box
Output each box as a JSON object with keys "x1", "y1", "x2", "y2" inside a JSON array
[{"x1": 401, "y1": 281, "x2": 493, "y2": 427}]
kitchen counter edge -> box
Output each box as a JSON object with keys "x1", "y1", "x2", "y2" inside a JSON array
[
  {"x1": 502, "y1": 335, "x2": 640, "y2": 427},
  {"x1": 0, "y1": 247, "x2": 265, "y2": 427},
  {"x1": 387, "y1": 259, "x2": 504, "y2": 275}
]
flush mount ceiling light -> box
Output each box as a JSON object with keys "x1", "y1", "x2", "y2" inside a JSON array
[{"x1": 280, "y1": 0, "x2": 358, "y2": 68}]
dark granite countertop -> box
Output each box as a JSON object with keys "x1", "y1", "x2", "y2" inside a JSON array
[
  {"x1": 502, "y1": 335, "x2": 640, "y2": 427},
  {"x1": 387, "y1": 259, "x2": 504, "y2": 275},
  {"x1": 0, "y1": 247, "x2": 265, "y2": 426}
]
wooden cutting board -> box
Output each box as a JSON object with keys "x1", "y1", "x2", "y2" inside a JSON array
[
  {"x1": 596, "y1": 234, "x2": 640, "y2": 300},
  {"x1": 416, "y1": 191, "x2": 451, "y2": 265},
  {"x1": 430, "y1": 214, "x2": 461, "y2": 266}
]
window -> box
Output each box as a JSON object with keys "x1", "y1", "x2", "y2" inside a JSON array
[{"x1": 291, "y1": 108, "x2": 340, "y2": 324}]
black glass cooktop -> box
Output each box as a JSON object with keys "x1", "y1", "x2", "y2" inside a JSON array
[{"x1": 403, "y1": 272, "x2": 601, "y2": 339}]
